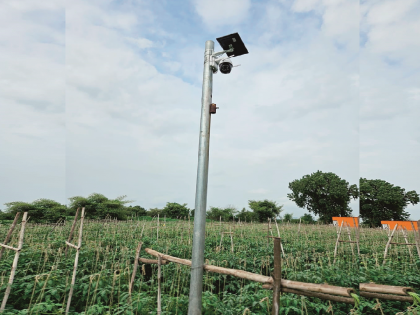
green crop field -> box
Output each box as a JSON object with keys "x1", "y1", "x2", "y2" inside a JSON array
[{"x1": 0, "y1": 218, "x2": 419, "y2": 314}]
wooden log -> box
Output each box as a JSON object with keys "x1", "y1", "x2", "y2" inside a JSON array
[
  {"x1": 0, "y1": 212, "x2": 28, "y2": 312},
  {"x1": 359, "y1": 292, "x2": 413, "y2": 302},
  {"x1": 359, "y1": 283, "x2": 412, "y2": 295},
  {"x1": 139, "y1": 257, "x2": 169, "y2": 265},
  {"x1": 262, "y1": 285, "x2": 355, "y2": 305},
  {"x1": 144, "y1": 248, "x2": 354, "y2": 297},
  {"x1": 271, "y1": 238, "x2": 282, "y2": 315},
  {"x1": 0, "y1": 212, "x2": 21, "y2": 261},
  {"x1": 389, "y1": 242, "x2": 417, "y2": 245}
]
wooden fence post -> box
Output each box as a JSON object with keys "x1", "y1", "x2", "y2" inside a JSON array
[
  {"x1": 0, "y1": 212, "x2": 28, "y2": 313},
  {"x1": 0, "y1": 212, "x2": 21, "y2": 261},
  {"x1": 272, "y1": 237, "x2": 282, "y2": 315}
]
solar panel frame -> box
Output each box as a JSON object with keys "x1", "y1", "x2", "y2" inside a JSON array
[{"x1": 216, "y1": 33, "x2": 249, "y2": 57}]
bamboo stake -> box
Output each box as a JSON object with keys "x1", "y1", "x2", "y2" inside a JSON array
[
  {"x1": 157, "y1": 255, "x2": 162, "y2": 315},
  {"x1": 400, "y1": 227, "x2": 413, "y2": 258},
  {"x1": 383, "y1": 223, "x2": 398, "y2": 265},
  {"x1": 66, "y1": 208, "x2": 85, "y2": 315},
  {"x1": 129, "y1": 242, "x2": 143, "y2": 295},
  {"x1": 274, "y1": 220, "x2": 285, "y2": 256},
  {"x1": 333, "y1": 221, "x2": 344, "y2": 264},
  {"x1": 271, "y1": 238, "x2": 282, "y2": 315},
  {"x1": 65, "y1": 207, "x2": 81, "y2": 256},
  {"x1": 0, "y1": 212, "x2": 21, "y2": 261},
  {"x1": 0, "y1": 212, "x2": 28, "y2": 313},
  {"x1": 345, "y1": 224, "x2": 355, "y2": 256},
  {"x1": 230, "y1": 226, "x2": 233, "y2": 253}
]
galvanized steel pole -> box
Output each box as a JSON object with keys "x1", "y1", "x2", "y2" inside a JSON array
[{"x1": 188, "y1": 40, "x2": 214, "y2": 315}]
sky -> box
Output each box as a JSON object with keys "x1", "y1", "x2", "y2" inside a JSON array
[{"x1": 0, "y1": 0, "x2": 419, "y2": 220}]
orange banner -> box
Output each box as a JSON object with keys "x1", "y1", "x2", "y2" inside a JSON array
[
  {"x1": 332, "y1": 217, "x2": 359, "y2": 227},
  {"x1": 381, "y1": 221, "x2": 419, "y2": 231}
]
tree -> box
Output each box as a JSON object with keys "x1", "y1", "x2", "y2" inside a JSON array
[
  {"x1": 287, "y1": 171, "x2": 358, "y2": 224},
  {"x1": 127, "y1": 205, "x2": 147, "y2": 217},
  {"x1": 162, "y1": 202, "x2": 190, "y2": 219},
  {"x1": 300, "y1": 213, "x2": 315, "y2": 224},
  {"x1": 67, "y1": 193, "x2": 133, "y2": 220},
  {"x1": 283, "y1": 213, "x2": 293, "y2": 222},
  {"x1": 148, "y1": 208, "x2": 164, "y2": 218},
  {"x1": 248, "y1": 200, "x2": 283, "y2": 223},
  {"x1": 360, "y1": 178, "x2": 419, "y2": 227},
  {"x1": 236, "y1": 208, "x2": 258, "y2": 222},
  {"x1": 206, "y1": 206, "x2": 237, "y2": 222},
  {"x1": 2, "y1": 199, "x2": 67, "y2": 223}
]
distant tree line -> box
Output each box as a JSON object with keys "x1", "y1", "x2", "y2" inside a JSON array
[{"x1": 0, "y1": 172, "x2": 417, "y2": 227}]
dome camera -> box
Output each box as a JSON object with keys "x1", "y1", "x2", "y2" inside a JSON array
[{"x1": 219, "y1": 58, "x2": 233, "y2": 74}]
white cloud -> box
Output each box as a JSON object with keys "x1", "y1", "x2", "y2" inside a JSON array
[{"x1": 192, "y1": 0, "x2": 251, "y2": 29}]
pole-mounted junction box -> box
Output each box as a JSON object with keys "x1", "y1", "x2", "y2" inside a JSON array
[{"x1": 209, "y1": 103, "x2": 219, "y2": 114}]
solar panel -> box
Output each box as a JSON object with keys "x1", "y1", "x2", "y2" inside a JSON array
[{"x1": 216, "y1": 33, "x2": 249, "y2": 57}]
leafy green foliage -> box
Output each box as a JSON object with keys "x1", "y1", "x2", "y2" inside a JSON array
[
  {"x1": 359, "y1": 178, "x2": 419, "y2": 227},
  {"x1": 287, "y1": 171, "x2": 359, "y2": 223},
  {"x1": 248, "y1": 200, "x2": 283, "y2": 223},
  {"x1": 236, "y1": 208, "x2": 258, "y2": 222},
  {"x1": 283, "y1": 213, "x2": 293, "y2": 222},
  {"x1": 300, "y1": 213, "x2": 315, "y2": 224},
  {"x1": 162, "y1": 202, "x2": 190, "y2": 219},
  {"x1": 2, "y1": 199, "x2": 67, "y2": 223},
  {"x1": 206, "y1": 206, "x2": 237, "y2": 222},
  {"x1": 126, "y1": 205, "x2": 147, "y2": 217},
  {"x1": 67, "y1": 193, "x2": 133, "y2": 220}
]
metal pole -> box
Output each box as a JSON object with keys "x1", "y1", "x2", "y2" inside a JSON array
[{"x1": 188, "y1": 40, "x2": 214, "y2": 315}]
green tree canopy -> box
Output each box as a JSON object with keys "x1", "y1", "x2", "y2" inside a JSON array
[
  {"x1": 360, "y1": 178, "x2": 419, "y2": 227},
  {"x1": 162, "y1": 202, "x2": 190, "y2": 219},
  {"x1": 283, "y1": 213, "x2": 293, "y2": 222},
  {"x1": 67, "y1": 193, "x2": 133, "y2": 220},
  {"x1": 300, "y1": 213, "x2": 315, "y2": 224},
  {"x1": 2, "y1": 199, "x2": 67, "y2": 223},
  {"x1": 206, "y1": 206, "x2": 237, "y2": 222},
  {"x1": 127, "y1": 205, "x2": 147, "y2": 217},
  {"x1": 287, "y1": 171, "x2": 359, "y2": 223},
  {"x1": 236, "y1": 207, "x2": 258, "y2": 222},
  {"x1": 248, "y1": 200, "x2": 283, "y2": 223}
]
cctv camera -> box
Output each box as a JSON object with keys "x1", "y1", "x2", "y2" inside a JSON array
[{"x1": 219, "y1": 58, "x2": 233, "y2": 74}]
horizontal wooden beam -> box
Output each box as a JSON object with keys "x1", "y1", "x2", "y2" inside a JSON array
[
  {"x1": 65, "y1": 241, "x2": 79, "y2": 250},
  {"x1": 262, "y1": 284, "x2": 354, "y2": 305},
  {"x1": 389, "y1": 242, "x2": 417, "y2": 245},
  {"x1": 139, "y1": 257, "x2": 168, "y2": 265},
  {"x1": 145, "y1": 248, "x2": 354, "y2": 297},
  {"x1": 0, "y1": 243, "x2": 18, "y2": 251},
  {"x1": 360, "y1": 283, "x2": 412, "y2": 295},
  {"x1": 359, "y1": 292, "x2": 413, "y2": 302}
]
